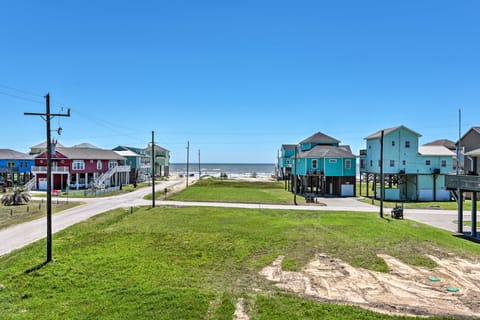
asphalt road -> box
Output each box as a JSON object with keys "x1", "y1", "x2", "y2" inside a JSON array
[{"x1": 0, "y1": 182, "x2": 475, "y2": 257}]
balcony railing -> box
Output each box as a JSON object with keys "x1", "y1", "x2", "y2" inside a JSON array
[{"x1": 32, "y1": 166, "x2": 69, "y2": 173}]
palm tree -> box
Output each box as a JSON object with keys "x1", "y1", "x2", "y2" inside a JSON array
[{"x1": 1, "y1": 187, "x2": 31, "y2": 206}]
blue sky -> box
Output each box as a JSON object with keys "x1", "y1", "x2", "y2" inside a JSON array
[{"x1": 1, "y1": 0, "x2": 479, "y2": 163}]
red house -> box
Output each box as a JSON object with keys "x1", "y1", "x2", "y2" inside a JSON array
[{"x1": 33, "y1": 146, "x2": 130, "y2": 190}]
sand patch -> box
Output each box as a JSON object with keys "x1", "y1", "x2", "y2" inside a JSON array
[
  {"x1": 233, "y1": 298, "x2": 249, "y2": 320},
  {"x1": 260, "y1": 254, "x2": 480, "y2": 318}
]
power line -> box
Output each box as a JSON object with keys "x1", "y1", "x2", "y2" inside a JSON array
[{"x1": 0, "y1": 90, "x2": 43, "y2": 104}]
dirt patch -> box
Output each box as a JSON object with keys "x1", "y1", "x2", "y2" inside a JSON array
[
  {"x1": 233, "y1": 298, "x2": 249, "y2": 320},
  {"x1": 260, "y1": 254, "x2": 480, "y2": 318}
]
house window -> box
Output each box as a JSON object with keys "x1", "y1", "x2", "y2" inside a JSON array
[
  {"x1": 109, "y1": 160, "x2": 117, "y2": 169},
  {"x1": 7, "y1": 162, "x2": 15, "y2": 167},
  {"x1": 370, "y1": 160, "x2": 373, "y2": 167},
  {"x1": 405, "y1": 141, "x2": 410, "y2": 148},
  {"x1": 441, "y1": 160, "x2": 447, "y2": 167},
  {"x1": 312, "y1": 159, "x2": 318, "y2": 169},
  {"x1": 391, "y1": 140, "x2": 395, "y2": 147},
  {"x1": 425, "y1": 160, "x2": 431, "y2": 166},
  {"x1": 329, "y1": 159, "x2": 337, "y2": 163},
  {"x1": 378, "y1": 160, "x2": 382, "y2": 167},
  {"x1": 402, "y1": 160, "x2": 406, "y2": 166},
  {"x1": 390, "y1": 160, "x2": 395, "y2": 167},
  {"x1": 345, "y1": 159, "x2": 351, "y2": 169},
  {"x1": 97, "y1": 160, "x2": 102, "y2": 170},
  {"x1": 360, "y1": 159, "x2": 366, "y2": 169},
  {"x1": 72, "y1": 160, "x2": 85, "y2": 170}
]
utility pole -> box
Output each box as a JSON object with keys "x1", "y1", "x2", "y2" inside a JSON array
[
  {"x1": 151, "y1": 131, "x2": 155, "y2": 208},
  {"x1": 25, "y1": 93, "x2": 70, "y2": 263},
  {"x1": 198, "y1": 149, "x2": 201, "y2": 179},
  {"x1": 380, "y1": 130, "x2": 384, "y2": 218},
  {"x1": 186, "y1": 141, "x2": 190, "y2": 188}
]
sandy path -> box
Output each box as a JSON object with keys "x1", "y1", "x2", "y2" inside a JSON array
[{"x1": 260, "y1": 254, "x2": 480, "y2": 318}]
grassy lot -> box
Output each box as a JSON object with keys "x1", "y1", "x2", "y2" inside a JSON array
[
  {"x1": 167, "y1": 179, "x2": 305, "y2": 205},
  {"x1": 1, "y1": 205, "x2": 478, "y2": 319},
  {"x1": 0, "y1": 200, "x2": 82, "y2": 230}
]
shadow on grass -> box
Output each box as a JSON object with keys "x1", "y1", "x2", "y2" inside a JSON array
[{"x1": 24, "y1": 260, "x2": 51, "y2": 274}]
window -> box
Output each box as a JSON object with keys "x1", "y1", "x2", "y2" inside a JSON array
[
  {"x1": 97, "y1": 160, "x2": 102, "y2": 170},
  {"x1": 405, "y1": 141, "x2": 410, "y2": 148},
  {"x1": 370, "y1": 160, "x2": 373, "y2": 167},
  {"x1": 425, "y1": 160, "x2": 431, "y2": 166},
  {"x1": 378, "y1": 160, "x2": 382, "y2": 167},
  {"x1": 360, "y1": 159, "x2": 366, "y2": 169},
  {"x1": 72, "y1": 160, "x2": 85, "y2": 170},
  {"x1": 7, "y1": 162, "x2": 15, "y2": 167},
  {"x1": 402, "y1": 160, "x2": 406, "y2": 166},
  {"x1": 329, "y1": 159, "x2": 337, "y2": 163},
  {"x1": 109, "y1": 160, "x2": 117, "y2": 169},
  {"x1": 391, "y1": 140, "x2": 395, "y2": 147},
  {"x1": 312, "y1": 159, "x2": 318, "y2": 169},
  {"x1": 345, "y1": 159, "x2": 351, "y2": 169},
  {"x1": 390, "y1": 160, "x2": 395, "y2": 167},
  {"x1": 441, "y1": 160, "x2": 447, "y2": 167}
]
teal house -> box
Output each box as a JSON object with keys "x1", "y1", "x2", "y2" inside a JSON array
[
  {"x1": 277, "y1": 144, "x2": 296, "y2": 179},
  {"x1": 146, "y1": 143, "x2": 170, "y2": 177},
  {"x1": 360, "y1": 125, "x2": 455, "y2": 201},
  {"x1": 113, "y1": 146, "x2": 151, "y2": 183},
  {"x1": 284, "y1": 132, "x2": 357, "y2": 197}
]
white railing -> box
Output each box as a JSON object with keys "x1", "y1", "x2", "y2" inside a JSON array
[
  {"x1": 31, "y1": 166, "x2": 70, "y2": 173},
  {"x1": 94, "y1": 165, "x2": 131, "y2": 188},
  {"x1": 24, "y1": 177, "x2": 36, "y2": 191}
]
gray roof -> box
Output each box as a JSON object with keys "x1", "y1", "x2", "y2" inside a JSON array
[
  {"x1": 47, "y1": 147, "x2": 126, "y2": 160},
  {"x1": 299, "y1": 145, "x2": 355, "y2": 159},
  {"x1": 365, "y1": 125, "x2": 422, "y2": 140},
  {"x1": 300, "y1": 132, "x2": 340, "y2": 145},
  {"x1": 418, "y1": 146, "x2": 456, "y2": 156},
  {"x1": 72, "y1": 143, "x2": 100, "y2": 149},
  {"x1": 0, "y1": 149, "x2": 33, "y2": 160},
  {"x1": 145, "y1": 143, "x2": 169, "y2": 153},
  {"x1": 30, "y1": 141, "x2": 65, "y2": 149},
  {"x1": 423, "y1": 139, "x2": 456, "y2": 150}
]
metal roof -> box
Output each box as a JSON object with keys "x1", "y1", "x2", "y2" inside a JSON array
[
  {"x1": 418, "y1": 146, "x2": 455, "y2": 156},
  {"x1": 51, "y1": 147, "x2": 126, "y2": 160}
]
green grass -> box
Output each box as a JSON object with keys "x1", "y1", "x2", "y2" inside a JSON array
[
  {"x1": 0, "y1": 200, "x2": 83, "y2": 230},
  {"x1": 1, "y1": 205, "x2": 477, "y2": 319},
  {"x1": 167, "y1": 179, "x2": 304, "y2": 204}
]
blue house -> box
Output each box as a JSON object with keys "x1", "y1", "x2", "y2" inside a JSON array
[
  {"x1": 360, "y1": 125, "x2": 455, "y2": 201},
  {"x1": 284, "y1": 132, "x2": 357, "y2": 197},
  {"x1": 0, "y1": 149, "x2": 34, "y2": 188}
]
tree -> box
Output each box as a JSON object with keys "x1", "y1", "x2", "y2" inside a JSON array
[{"x1": 1, "y1": 187, "x2": 31, "y2": 206}]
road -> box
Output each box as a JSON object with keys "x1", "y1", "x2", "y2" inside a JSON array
[{"x1": 0, "y1": 181, "x2": 473, "y2": 257}]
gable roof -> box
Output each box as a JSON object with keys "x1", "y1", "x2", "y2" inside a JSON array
[
  {"x1": 145, "y1": 143, "x2": 169, "y2": 153},
  {"x1": 418, "y1": 146, "x2": 455, "y2": 157},
  {"x1": 299, "y1": 145, "x2": 355, "y2": 159},
  {"x1": 114, "y1": 150, "x2": 141, "y2": 157},
  {"x1": 72, "y1": 143, "x2": 99, "y2": 149},
  {"x1": 30, "y1": 141, "x2": 65, "y2": 149},
  {"x1": 0, "y1": 149, "x2": 33, "y2": 160},
  {"x1": 41, "y1": 147, "x2": 126, "y2": 160},
  {"x1": 300, "y1": 132, "x2": 340, "y2": 145},
  {"x1": 365, "y1": 125, "x2": 422, "y2": 140}
]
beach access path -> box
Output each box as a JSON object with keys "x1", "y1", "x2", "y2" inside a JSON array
[{"x1": 0, "y1": 180, "x2": 467, "y2": 257}]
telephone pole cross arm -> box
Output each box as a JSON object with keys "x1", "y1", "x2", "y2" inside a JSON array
[{"x1": 25, "y1": 93, "x2": 70, "y2": 263}]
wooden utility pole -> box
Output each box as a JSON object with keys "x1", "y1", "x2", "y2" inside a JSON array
[
  {"x1": 186, "y1": 141, "x2": 190, "y2": 188},
  {"x1": 25, "y1": 93, "x2": 70, "y2": 263},
  {"x1": 151, "y1": 131, "x2": 155, "y2": 208}
]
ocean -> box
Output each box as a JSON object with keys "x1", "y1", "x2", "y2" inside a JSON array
[{"x1": 170, "y1": 163, "x2": 276, "y2": 179}]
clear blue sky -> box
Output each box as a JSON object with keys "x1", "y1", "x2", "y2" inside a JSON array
[{"x1": 1, "y1": 1, "x2": 479, "y2": 163}]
